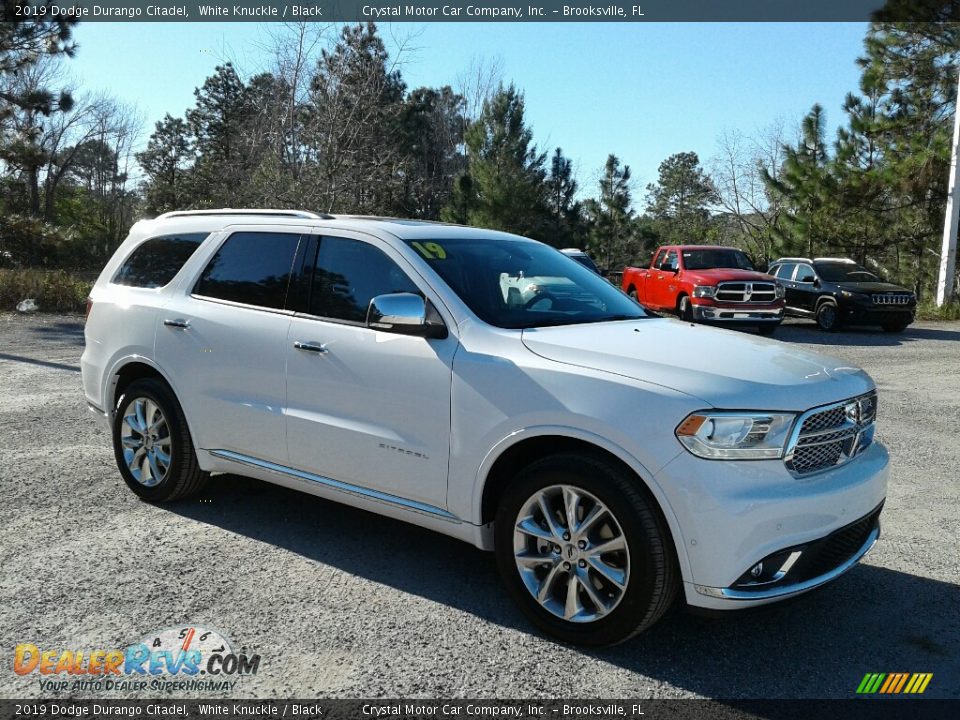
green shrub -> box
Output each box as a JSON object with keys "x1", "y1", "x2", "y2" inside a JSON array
[
  {"x1": 915, "y1": 300, "x2": 960, "y2": 321},
  {"x1": 0, "y1": 269, "x2": 93, "y2": 313}
]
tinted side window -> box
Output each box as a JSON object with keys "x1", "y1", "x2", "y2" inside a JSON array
[
  {"x1": 664, "y1": 250, "x2": 679, "y2": 270},
  {"x1": 773, "y1": 263, "x2": 795, "y2": 280},
  {"x1": 311, "y1": 236, "x2": 419, "y2": 323},
  {"x1": 195, "y1": 232, "x2": 301, "y2": 310},
  {"x1": 112, "y1": 233, "x2": 208, "y2": 288},
  {"x1": 796, "y1": 264, "x2": 816, "y2": 283},
  {"x1": 652, "y1": 250, "x2": 665, "y2": 268}
]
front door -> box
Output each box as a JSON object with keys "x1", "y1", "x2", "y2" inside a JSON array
[{"x1": 285, "y1": 233, "x2": 457, "y2": 509}]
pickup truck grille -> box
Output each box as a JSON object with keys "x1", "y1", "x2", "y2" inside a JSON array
[
  {"x1": 715, "y1": 281, "x2": 777, "y2": 303},
  {"x1": 872, "y1": 293, "x2": 913, "y2": 305},
  {"x1": 785, "y1": 392, "x2": 877, "y2": 476}
]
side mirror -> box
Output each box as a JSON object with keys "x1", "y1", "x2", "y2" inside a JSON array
[
  {"x1": 813, "y1": 277, "x2": 821, "y2": 288},
  {"x1": 660, "y1": 262, "x2": 677, "y2": 273},
  {"x1": 367, "y1": 293, "x2": 447, "y2": 339}
]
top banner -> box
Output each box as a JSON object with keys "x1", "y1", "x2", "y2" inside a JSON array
[{"x1": 5, "y1": 0, "x2": 960, "y2": 22}]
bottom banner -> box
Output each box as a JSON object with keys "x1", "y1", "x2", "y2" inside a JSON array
[{"x1": 2, "y1": 699, "x2": 958, "y2": 720}]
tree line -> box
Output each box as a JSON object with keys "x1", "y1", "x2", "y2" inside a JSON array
[{"x1": 1, "y1": 13, "x2": 958, "y2": 301}]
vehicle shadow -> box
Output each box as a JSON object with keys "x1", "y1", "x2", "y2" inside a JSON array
[
  {"x1": 764, "y1": 322, "x2": 960, "y2": 347},
  {"x1": 166, "y1": 474, "x2": 960, "y2": 699},
  {"x1": 29, "y1": 319, "x2": 86, "y2": 347}
]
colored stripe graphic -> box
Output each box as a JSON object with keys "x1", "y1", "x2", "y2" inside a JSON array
[{"x1": 857, "y1": 672, "x2": 932, "y2": 694}]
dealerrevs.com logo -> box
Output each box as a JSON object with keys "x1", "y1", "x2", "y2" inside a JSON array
[{"x1": 13, "y1": 626, "x2": 260, "y2": 693}]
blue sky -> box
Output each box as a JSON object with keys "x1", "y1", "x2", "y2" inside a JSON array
[{"x1": 69, "y1": 22, "x2": 869, "y2": 195}]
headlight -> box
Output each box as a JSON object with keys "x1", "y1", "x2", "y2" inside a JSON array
[
  {"x1": 840, "y1": 290, "x2": 868, "y2": 301},
  {"x1": 675, "y1": 412, "x2": 796, "y2": 459},
  {"x1": 775, "y1": 283, "x2": 785, "y2": 299},
  {"x1": 693, "y1": 285, "x2": 716, "y2": 298}
]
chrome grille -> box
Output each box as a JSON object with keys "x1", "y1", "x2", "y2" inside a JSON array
[
  {"x1": 715, "y1": 282, "x2": 777, "y2": 303},
  {"x1": 872, "y1": 293, "x2": 912, "y2": 305},
  {"x1": 786, "y1": 392, "x2": 878, "y2": 476}
]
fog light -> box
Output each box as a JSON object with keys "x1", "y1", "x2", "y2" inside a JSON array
[{"x1": 750, "y1": 562, "x2": 764, "y2": 578}]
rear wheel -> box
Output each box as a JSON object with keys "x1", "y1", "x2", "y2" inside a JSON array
[
  {"x1": 628, "y1": 287, "x2": 639, "y2": 301},
  {"x1": 816, "y1": 301, "x2": 840, "y2": 331},
  {"x1": 495, "y1": 454, "x2": 678, "y2": 646},
  {"x1": 112, "y1": 378, "x2": 208, "y2": 502}
]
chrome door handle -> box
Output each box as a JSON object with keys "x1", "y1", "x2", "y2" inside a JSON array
[
  {"x1": 293, "y1": 341, "x2": 328, "y2": 354},
  {"x1": 163, "y1": 318, "x2": 190, "y2": 329}
]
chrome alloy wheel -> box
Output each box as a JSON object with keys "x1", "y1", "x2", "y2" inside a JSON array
[
  {"x1": 120, "y1": 397, "x2": 172, "y2": 487},
  {"x1": 512, "y1": 484, "x2": 631, "y2": 623}
]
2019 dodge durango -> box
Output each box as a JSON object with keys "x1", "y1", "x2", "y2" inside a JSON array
[{"x1": 82, "y1": 210, "x2": 888, "y2": 645}]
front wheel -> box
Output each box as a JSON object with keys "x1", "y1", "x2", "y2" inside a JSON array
[
  {"x1": 112, "y1": 378, "x2": 208, "y2": 502},
  {"x1": 495, "y1": 454, "x2": 678, "y2": 646},
  {"x1": 816, "y1": 302, "x2": 840, "y2": 331},
  {"x1": 677, "y1": 295, "x2": 694, "y2": 322}
]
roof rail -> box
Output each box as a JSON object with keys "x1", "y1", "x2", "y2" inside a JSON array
[
  {"x1": 155, "y1": 208, "x2": 334, "y2": 220},
  {"x1": 813, "y1": 257, "x2": 856, "y2": 263}
]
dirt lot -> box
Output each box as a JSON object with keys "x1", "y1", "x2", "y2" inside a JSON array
[{"x1": 1, "y1": 314, "x2": 958, "y2": 699}]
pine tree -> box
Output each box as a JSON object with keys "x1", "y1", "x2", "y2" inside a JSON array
[
  {"x1": 646, "y1": 151, "x2": 717, "y2": 246},
  {"x1": 545, "y1": 147, "x2": 582, "y2": 247},
  {"x1": 440, "y1": 84, "x2": 549, "y2": 239},
  {"x1": 763, "y1": 105, "x2": 835, "y2": 258},
  {"x1": 583, "y1": 154, "x2": 643, "y2": 270},
  {"x1": 136, "y1": 115, "x2": 193, "y2": 214}
]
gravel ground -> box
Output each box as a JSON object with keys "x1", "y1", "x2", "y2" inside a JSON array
[{"x1": 0, "y1": 313, "x2": 958, "y2": 700}]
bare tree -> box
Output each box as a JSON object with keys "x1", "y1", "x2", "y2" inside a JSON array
[{"x1": 710, "y1": 120, "x2": 788, "y2": 264}]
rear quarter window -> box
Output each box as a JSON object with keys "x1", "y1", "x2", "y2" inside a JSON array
[{"x1": 112, "y1": 233, "x2": 209, "y2": 288}]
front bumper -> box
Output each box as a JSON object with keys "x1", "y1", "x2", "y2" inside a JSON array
[
  {"x1": 652, "y1": 440, "x2": 889, "y2": 610},
  {"x1": 691, "y1": 301, "x2": 784, "y2": 323},
  {"x1": 841, "y1": 303, "x2": 915, "y2": 326}
]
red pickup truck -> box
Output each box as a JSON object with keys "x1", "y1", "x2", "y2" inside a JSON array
[{"x1": 621, "y1": 245, "x2": 785, "y2": 334}]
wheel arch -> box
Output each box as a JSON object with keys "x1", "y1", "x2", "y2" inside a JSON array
[{"x1": 475, "y1": 428, "x2": 690, "y2": 580}]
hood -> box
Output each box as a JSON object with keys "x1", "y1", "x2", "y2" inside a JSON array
[
  {"x1": 521, "y1": 318, "x2": 874, "y2": 411},
  {"x1": 836, "y1": 281, "x2": 912, "y2": 295},
  {"x1": 682, "y1": 268, "x2": 776, "y2": 283}
]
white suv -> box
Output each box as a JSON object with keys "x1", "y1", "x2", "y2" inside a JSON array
[{"x1": 82, "y1": 210, "x2": 888, "y2": 645}]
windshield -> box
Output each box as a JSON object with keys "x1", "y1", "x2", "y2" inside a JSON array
[
  {"x1": 682, "y1": 249, "x2": 754, "y2": 270},
  {"x1": 815, "y1": 263, "x2": 880, "y2": 283},
  {"x1": 405, "y1": 237, "x2": 647, "y2": 329}
]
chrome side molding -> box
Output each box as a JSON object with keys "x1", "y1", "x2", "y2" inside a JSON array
[{"x1": 208, "y1": 449, "x2": 462, "y2": 524}]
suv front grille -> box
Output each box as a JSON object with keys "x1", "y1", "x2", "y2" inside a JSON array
[
  {"x1": 715, "y1": 282, "x2": 777, "y2": 303},
  {"x1": 872, "y1": 293, "x2": 912, "y2": 305},
  {"x1": 786, "y1": 392, "x2": 877, "y2": 475}
]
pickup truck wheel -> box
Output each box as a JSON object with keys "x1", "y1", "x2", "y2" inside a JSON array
[
  {"x1": 113, "y1": 378, "x2": 208, "y2": 502},
  {"x1": 816, "y1": 301, "x2": 840, "y2": 331},
  {"x1": 495, "y1": 454, "x2": 677, "y2": 646},
  {"x1": 627, "y1": 287, "x2": 639, "y2": 301},
  {"x1": 677, "y1": 295, "x2": 694, "y2": 322}
]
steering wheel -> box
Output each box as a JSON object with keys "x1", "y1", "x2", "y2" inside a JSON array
[{"x1": 524, "y1": 291, "x2": 557, "y2": 310}]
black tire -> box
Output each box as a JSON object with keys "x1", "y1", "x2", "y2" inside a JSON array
[
  {"x1": 494, "y1": 454, "x2": 678, "y2": 646},
  {"x1": 627, "y1": 287, "x2": 639, "y2": 302},
  {"x1": 756, "y1": 322, "x2": 779, "y2": 336},
  {"x1": 112, "y1": 378, "x2": 208, "y2": 502},
  {"x1": 816, "y1": 301, "x2": 840, "y2": 331},
  {"x1": 882, "y1": 321, "x2": 910, "y2": 333},
  {"x1": 677, "y1": 295, "x2": 694, "y2": 322}
]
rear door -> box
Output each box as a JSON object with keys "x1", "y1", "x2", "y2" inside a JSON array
[
  {"x1": 284, "y1": 232, "x2": 457, "y2": 509},
  {"x1": 155, "y1": 225, "x2": 309, "y2": 464}
]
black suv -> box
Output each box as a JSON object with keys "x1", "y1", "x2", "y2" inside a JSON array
[{"x1": 768, "y1": 257, "x2": 916, "y2": 332}]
